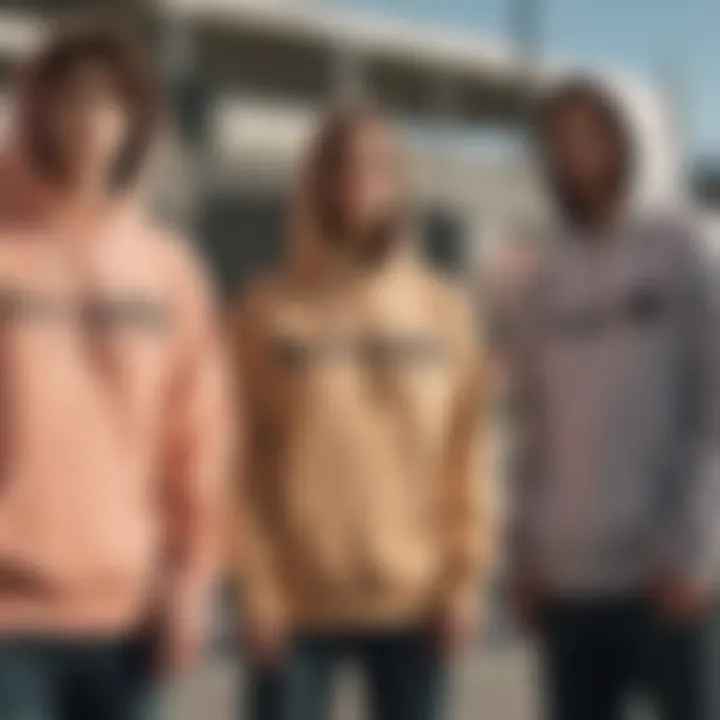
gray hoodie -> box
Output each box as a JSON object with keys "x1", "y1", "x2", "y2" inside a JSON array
[{"x1": 510, "y1": 76, "x2": 720, "y2": 595}]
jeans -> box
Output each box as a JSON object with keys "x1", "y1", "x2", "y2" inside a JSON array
[
  {"x1": 538, "y1": 598, "x2": 717, "y2": 720},
  {"x1": 246, "y1": 630, "x2": 446, "y2": 720},
  {"x1": 0, "y1": 634, "x2": 155, "y2": 720}
]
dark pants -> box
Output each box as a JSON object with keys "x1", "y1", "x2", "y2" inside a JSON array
[
  {"x1": 538, "y1": 598, "x2": 716, "y2": 720},
  {"x1": 0, "y1": 635, "x2": 155, "y2": 720},
  {"x1": 247, "y1": 630, "x2": 445, "y2": 720}
]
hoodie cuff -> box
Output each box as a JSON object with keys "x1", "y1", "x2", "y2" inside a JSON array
[
  {"x1": 167, "y1": 564, "x2": 216, "y2": 628},
  {"x1": 242, "y1": 575, "x2": 287, "y2": 628},
  {"x1": 436, "y1": 561, "x2": 485, "y2": 619},
  {"x1": 656, "y1": 525, "x2": 718, "y2": 594}
]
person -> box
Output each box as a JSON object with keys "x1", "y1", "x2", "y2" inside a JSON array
[
  {"x1": 230, "y1": 106, "x2": 491, "y2": 720},
  {"x1": 507, "y1": 77, "x2": 719, "y2": 720},
  {"x1": 0, "y1": 23, "x2": 228, "y2": 720}
]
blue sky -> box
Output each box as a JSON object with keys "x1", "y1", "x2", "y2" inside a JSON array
[{"x1": 335, "y1": 0, "x2": 720, "y2": 160}]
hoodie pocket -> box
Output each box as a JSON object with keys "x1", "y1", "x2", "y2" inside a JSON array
[{"x1": 280, "y1": 376, "x2": 439, "y2": 593}]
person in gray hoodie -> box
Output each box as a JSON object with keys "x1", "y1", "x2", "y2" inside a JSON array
[{"x1": 507, "y1": 76, "x2": 720, "y2": 720}]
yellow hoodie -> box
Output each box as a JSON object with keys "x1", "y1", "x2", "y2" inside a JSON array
[{"x1": 230, "y1": 208, "x2": 490, "y2": 632}]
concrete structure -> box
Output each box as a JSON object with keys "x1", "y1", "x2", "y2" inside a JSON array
[
  {"x1": 0, "y1": 0, "x2": 667, "y2": 294},
  {"x1": 0, "y1": 0, "x2": 553, "y2": 293}
]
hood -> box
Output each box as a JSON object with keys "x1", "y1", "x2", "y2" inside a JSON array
[
  {"x1": 282, "y1": 113, "x2": 417, "y2": 291},
  {"x1": 533, "y1": 70, "x2": 688, "y2": 226},
  {"x1": 0, "y1": 37, "x2": 145, "y2": 230}
]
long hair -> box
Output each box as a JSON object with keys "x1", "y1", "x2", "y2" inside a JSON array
[
  {"x1": 302, "y1": 104, "x2": 410, "y2": 255},
  {"x1": 20, "y1": 21, "x2": 161, "y2": 189}
]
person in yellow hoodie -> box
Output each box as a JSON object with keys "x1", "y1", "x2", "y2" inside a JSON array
[
  {"x1": 230, "y1": 106, "x2": 491, "y2": 720},
  {"x1": 0, "y1": 23, "x2": 229, "y2": 720}
]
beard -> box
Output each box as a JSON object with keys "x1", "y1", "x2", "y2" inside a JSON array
[
  {"x1": 317, "y1": 201, "x2": 406, "y2": 267},
  {"x1": 554, "y1": 174, "x2": 628, "y2": 228}
]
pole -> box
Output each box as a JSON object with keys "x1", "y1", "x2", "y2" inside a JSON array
[
  {"x1": 512, "y1": 0, "x2": 542, "y2": 67},
  {"x1": 510, "y1": 0, "x2": 542, "y2": 124}
]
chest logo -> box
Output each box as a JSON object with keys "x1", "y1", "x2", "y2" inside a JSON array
[
  {"x1": 271, "y1": 333, "x2": 447, "y2": 369},
  {"x1": 546, "y1": 284, "x2": 668, "y2": 340},
  {"x1": 0, "y1": 288, "x2": 172, "y2": 334}
]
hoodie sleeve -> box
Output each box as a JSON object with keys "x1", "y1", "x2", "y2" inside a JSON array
[
  {"x1": 228, "y1": 283, "x2": 286, "y2": 627},
  {"x1": 161, "y1": 241, "x2": 231, "y2": 623},
  {"x1": 439, "y1": 290, "x2": 494, "y2": 614},
  {"x1": 659, "y1": 226, "x2": 720, "y2": 588}
]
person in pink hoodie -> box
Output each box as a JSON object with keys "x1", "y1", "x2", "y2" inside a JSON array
[{"x1": 0, "y1": 22, "x2": 229, "y2": 720}]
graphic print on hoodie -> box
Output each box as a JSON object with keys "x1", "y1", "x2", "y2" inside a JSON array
[
  {"x1": 0, "y1": 44, "x2": 228, "y2": 634},
  {"x1": 509, "y1": 75, "x2": 720, "y2": 594}
]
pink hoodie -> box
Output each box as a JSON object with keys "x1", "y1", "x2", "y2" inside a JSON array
[{"x1": 0, "y1": 57, "x2": 229, "y2": 636}]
